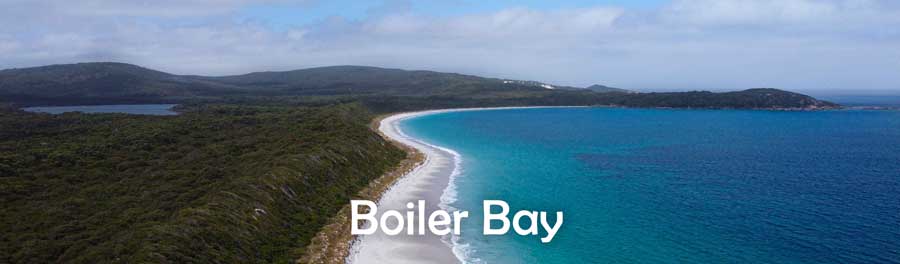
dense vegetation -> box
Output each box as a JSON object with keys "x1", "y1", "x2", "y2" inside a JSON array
[
  {"x1": 0, "y1": 62, "x2": 838, "y2": 110},
  {"x1": 0, "y1": 63, "x2": 597, "y2": 106},
  {"x1": 607, "y1": 88, "x2": 839, "y2": 109},
  {"x1": 0, "y1": 62, "x2": 841, "y2": 263},
  {"x1": 0, "y1": 103, "x2": 405, "y2": 263},
  {"x1": 356, "y1": 88, "x2": 840, "y2": 112},
  {"x1": 0, "y1": 63, "x2": 242, "y2": 105},
  {"x1": 585, "y1": 84, "x2": 632, "y2": 93}
]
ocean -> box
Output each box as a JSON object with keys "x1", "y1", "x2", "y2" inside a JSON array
[{"x1": 400, "y1": 107, "x2": 900, "y2": 264}]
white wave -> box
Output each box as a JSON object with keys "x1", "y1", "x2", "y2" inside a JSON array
[
  {"x1": 390, "y1": 115, "x2": 473, "y2": 263},
  {"x1": 350, "y1": 106, "x2": 586, "y2": 264}
]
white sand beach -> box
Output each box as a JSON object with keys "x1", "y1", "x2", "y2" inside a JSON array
[
  {"x1": 347, "y1": 109, "x2": 463, "y2": 264},
  {"x1": 348, "y1": 107, "x2": 583, "y2": 264}
]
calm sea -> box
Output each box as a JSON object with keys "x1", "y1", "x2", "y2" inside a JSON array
[{"x1": 401, "y1": 107, "x2": 900, "y2": 264}]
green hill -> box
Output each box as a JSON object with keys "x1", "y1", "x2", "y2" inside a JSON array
[
  {"x1": 0, "y1": 62, "x2": 242, "y2": 105},
  {"x1": 605, "y1": 88, "x2": 839, "y2": 109},
  {"x1": 585, "y1": 84, "x2": 633, "y2": 93},
  {"x1": 1, "y1": 62, "x2": 838, "y2": 110},
  {"x1": 203, "y1": 65, "x2": 497, "y2": 96},
  {"x1": 0, "y1": 63, "x2": 559, "y2": 104}
]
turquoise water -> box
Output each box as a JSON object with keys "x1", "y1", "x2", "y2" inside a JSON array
[
  {"x1": 401, "y1": 107, "x2": 900, "y2": 264},
  {"x1": 22, "y1": 104, "x2": 178, "y2": 115}
]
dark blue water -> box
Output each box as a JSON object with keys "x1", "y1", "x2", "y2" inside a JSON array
[
  {"x1": 402, "y1": 108, "x2": 900, "y2": 263},
  {"x1": 22, "y1": 104, "x2": 178, "y2": 115}
]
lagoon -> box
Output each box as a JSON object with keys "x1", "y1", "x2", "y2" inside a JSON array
[{"x1": 22, "y1": 104, "x2": 178, "y2": 115}]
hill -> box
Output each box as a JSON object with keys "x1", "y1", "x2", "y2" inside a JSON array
[
  {"x1": 0, "y1": 62, "x2": 241, "y2": 105},
  {"x1": 607, "y1": 88, "x2": 840, "y2": 109},
  {"x1": 203, "y1": 65, "x2": 498, "y2": 96},
  {"x1": 0, "y1": 62, "x2": 838, "y2": 110},
  {"x1": 0, "y1": 63, "x2": 562, "y2": 104},
  {"x1": 585, "y1": 84, "x2": 634, "y2": 93}
]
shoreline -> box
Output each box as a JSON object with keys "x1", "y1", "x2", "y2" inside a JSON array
[
  {"x1": 348, "y1": 106, "x2": 585, "y2": 264},
  {"x1": 347, "y1": 109, "x2": 464, "y2": 264},
  {"x1": 300, "y1": 106, "x2": 585, "y2": 264},
  {"x1": 297, "y1": 114, "x2": 426, "y2": 264}
]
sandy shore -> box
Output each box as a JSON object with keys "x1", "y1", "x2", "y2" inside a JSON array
[
  {"x1": 347, "y1": 107, "x2": 582, "y2": 264},
  {"x1": 347, "y1": 109, "x2": 463, "y2": 264}
]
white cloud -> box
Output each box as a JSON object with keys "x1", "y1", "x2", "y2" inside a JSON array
[
  {"x1": 0, "y1": 0, "x2": 898, "y2": 91},
  {"x1": 1, "y1": 0, "x2": 300, "y2": 17},
  {"x1": 663, "y1": 0, "x2": 838, "y2": 25},
  {"x1": 659, "y1": 0, "x2": 900, "y2": 34},
  {"x1": 441, "y1": 7, "x2": 624, "y2": 37}
]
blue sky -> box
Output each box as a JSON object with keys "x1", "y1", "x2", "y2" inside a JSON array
[
  {"x1": 1, "y1": 0, "x2": 899, "y2": 92},
  {"x1": 238, "y1": 0, "x2": 667, "y2": 28}
]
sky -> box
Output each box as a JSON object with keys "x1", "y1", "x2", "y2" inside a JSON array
[{"x1": 1, "y1": 0, "x2": 899, "y2": 93}]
